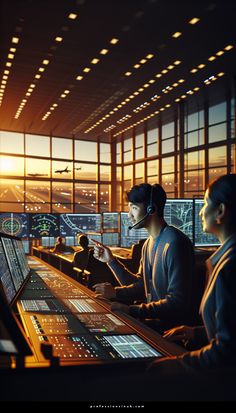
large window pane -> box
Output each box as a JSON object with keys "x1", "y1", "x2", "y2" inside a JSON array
[
  {"x1": 123, "y1": 138, "x2": 132, "y2": 162},
  {"x1": 75, "y1": 183, "x2": 97, "y2": 213},
  {"x1": 208, "y1": 123, "x2": 227, "y2": 143},
  {"x1": 52, "y1": 161, "x2": 73, "y2": 179},
  {"x1": 147, "y1": 128, "x2": 158, "y2": 144},
  {"x1": 184, "y1": 151, "x2": 204, "y2": 170},
  {"x1": 26, "y1": 158, "x2": 50, "y2": 178},
  {"x1": 52, "y1": 137, "x2": 72, "y2": 159},
  {"x1": 116, "y1": 166, "x2": 122, "y2": 181},
  {"x1": 25, "y1": 134, "x2": 50, "y2": 157},
  {"x1": 135, "y1": 162, "x2": 144, "y2": 184},
  {"x1": 0, "y1": 131, "x2": 24, "y2": 154},
  {"x1": 100, "y1": 143, "x2": 111, "y2": 163},
  {"x1": 209, "y1": 102, "x2": 226, "y2": 125},
  {"x1": 0, "y1": 155, "x2": 24, "y2": 176},
  {"x1": 185, "y1": 110, "x2": 204, "y2": 131},
  {"x1": 162, "y1": 138, "x2": 175, "y2": 154},
  {"x1": 116, "y1": 142, "x2": 121, "y2": 164},
  {"x1": 52, "y1": 203, "x2": 73, "y2": 213},
  {"x1": 124, "y1": 165, "x2": 132, "y2": 180},
  {"x1": 184, "y1": 130, "x2": 204, "y2": 149},
  {"x1": 162, "y1": 156, "x2": 174, "y2": 173},
  {"x1": 74, "y1": 162, "x2": 97, "y2": 181},
  {"x1": 209, "y1": 146, "x2": 227, "y2": 167},
  {"x1": 135, "y1": 133, "x2": 144, "y2": 159},
  {"x1": 26, "y1": 203, "x2": 51, "y2": 213},
  {"x1": 147, "y1": 159, "x2": 158, "y2": 179},
  {"x1": 100, "y1": 165, "x2": 111, "y2": 181},
  {"x1": 162, "y1": 173, "x2": 175, "y2": 192},
  {"x1": 162, "y1": 122, "x2": 174, "y2": 139},
  {"x1": 231, "y1": 144, "x2": 236, "y2": 172},
  {"x1": 52, "y1": 182, "x2": 73, "y2": 204},
  {"x1": 25, "y1": 180, "x2": 50, "y2": 203},
  {"x1": 74, "y1": 140, "x2": 97, "y2": 162},
  {"x1": 184, "y1": 170, "x2": 204, "y2": 191},
  {"x1": 0, "y1": 179, "x2": 24, "y2": 202},
  {"x1": 100, "y1": 184, "x2": 110, "y2": 212},
  {"x1": 209, "y1": 167, "x2": 227, "y2": 183},
  {"x1": 147, "y1": 142, "x2": 158, "y2": 157}
]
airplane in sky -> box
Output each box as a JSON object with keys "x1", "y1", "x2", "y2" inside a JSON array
[
  {"x1": 27, "y1": 173, "x2": 48, "y2": 177},
  {"x1": 75, "y1": 167, "x2": 82, "y2": 170},
  {"x1": 54, "y1": 166, "x2": 71, "y2": 174}
]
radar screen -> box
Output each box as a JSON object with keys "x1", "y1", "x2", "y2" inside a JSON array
[
  {"x1": 0, "y1": 213, "x2": 29, "y2": 237},
  {"x1": 103, "y1": 213, "x2": 119, "y2": 230},
  {"x1": 96, "y1": 334, "x2": 162, "y2": 359},
  {"x1": 164, "y1": 199, "x2": 193, "y2": 241},
  {"x1": 60, "y1": 213, "x2": 101, "y2": 236},
  {"x1": 29, "y1": 214, "x2": 60, "y2": 237},
  {"x1": 194, "y1": 200, "x2": 220, "y2": 246},
  {"x1": 76, "y1": 313, "x2": 133, "y2": 334}
]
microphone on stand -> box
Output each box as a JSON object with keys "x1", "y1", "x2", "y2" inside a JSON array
[{"x1": 128, "y1": 212, "x2": 150, "y2": 230}]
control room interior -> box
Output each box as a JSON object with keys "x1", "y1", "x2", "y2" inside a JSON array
[{"x1": 0, "y1": 0, "x2": 236, "y2": 403}]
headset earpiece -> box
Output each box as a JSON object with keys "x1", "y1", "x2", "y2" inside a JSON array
[{"x1": 147, "y1": 186, "x2": 156, "y2": 215}]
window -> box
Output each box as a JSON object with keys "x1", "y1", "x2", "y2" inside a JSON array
[
  {"x1": 100, "y1": 143, "x2": 111, "y2": 163},
  {"x1": 0, "y1": 131, "x2": 24, "y2": 154},
  {"x1": 74, "y1": 140, "x2": 97, "y2": 162},
  {"x1": 52, "y1": 137, "x2": 73, "y2": 159},
  {"x1": 25, "y1": 134, "x2": 50, "y2": 157}
]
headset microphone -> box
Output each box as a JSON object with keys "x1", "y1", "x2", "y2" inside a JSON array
[
  {"x1": 128, "y1": 185, "x2": 156, "y2": 230},
  {"x1": 128, "y1": 212, "x2": 150, "y2": 230}
]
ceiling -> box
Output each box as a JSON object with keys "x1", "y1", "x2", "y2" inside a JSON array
[{"x1": 0, "y1": 0, "x2": 236, "y2": 142}]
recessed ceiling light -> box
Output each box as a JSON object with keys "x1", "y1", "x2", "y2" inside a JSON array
[
  {"x1": 68, "y1": 13, "x2": 77, "y2": 20},
  {"x1": 172, "y1": 32, "x2": 182, "y2": 38},
  {"x1": 55, "y1": 37, "x2": 63, "y2": 42},
  {"x1": 110, "y1": 38, "x2": 119, "y2": 44},
  {"x1": 189, "y1": 17, "x2": 200, "y2": 25}
]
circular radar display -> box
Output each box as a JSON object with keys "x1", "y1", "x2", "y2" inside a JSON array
[
  {"x1": 29, "y1": 214, "x2": 59, "y2": 237},
  {"x1": 0, "y1": 213, "x2": 29, "y2": 237}
]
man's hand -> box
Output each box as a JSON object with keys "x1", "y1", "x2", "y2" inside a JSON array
[
  {"x1": 93, "y1": 282, "x2": 116, "y2": 299},
  {"x1": 110, "y1": 302, "x2": 130, "y2": 314},
  {"x1": 163, "y1": 325, "x2": 195, "y2": 342},
  {"x1": 92, "y1": 240, "x2": 114, "y2": 263}
]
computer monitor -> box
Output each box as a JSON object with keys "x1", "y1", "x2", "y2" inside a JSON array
[
  {"x1": 102, "y1": 232, "x2": 119, "y2": 246},
  {"x1": 0, "y1": 213, "x2": 29, "y2": 238},
  {"x1": 120, "y1": 213, "x2": 148, "y2": 248},
  {"x1": 60, "y1": 213, "x2": 101, "y2": 236},
  {"x1": 103, "y1": 213, "x2": 119, "y2": 231},
  {"x1": 12, "y1": 239, "x2": 30, "y2": 280},
  {"x1": 0, "y1": 238, "x2": 16, "y2": 304},
  {"x1": 0, "y1": 236, "x2": 24, "y2": 293},
  {"x1": 29, "y1": 214, "x2": 60, "y2": 238},
  {"x1": 41, "y1": 236, "x2": 50, "y2": 247},
  {"x1": 164, "y1": 199, "x2": 193, "y2": 241},
  {"x1": 22, "y1": 240, "x2": 30, "y2": 255},
  {"x1": 194, "y1": 199, "x2": 220, "y2": 246},
  {"x1": 65, "y1": 236, "x2": 75, "y2": 246}
]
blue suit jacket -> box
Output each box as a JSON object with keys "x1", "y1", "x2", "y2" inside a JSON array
[{"x1": 182, "y1": 234, "x2": 236, "y2": 369}]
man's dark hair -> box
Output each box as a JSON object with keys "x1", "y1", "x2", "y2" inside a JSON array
[
  {"x1": 127, "y1": 183, "x2": 167, "y2": 218},
  {"x1": 78, "y1": 234, "x2": 89, "y2": 248}
]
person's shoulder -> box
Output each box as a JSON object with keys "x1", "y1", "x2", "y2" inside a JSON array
[{"x1": 164, "y1": 225, "x2": 193, "y2": 244}]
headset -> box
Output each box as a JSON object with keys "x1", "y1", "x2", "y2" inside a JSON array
[{"x1": 128, "y1": 185, "x2": 156, "y2": 230}]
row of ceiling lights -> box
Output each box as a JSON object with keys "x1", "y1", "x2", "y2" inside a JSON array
[
  {"x1": 42, "y1": 15, "x2": 200, "y2": 128},
  {"x1": 108, "y1": 43, "x2": 233, "y2": 134},
  {"x1": 86, "y1": 59, "x2": 182, "y2": 133},
  {"x1": 14, "y1": 12, "x2": 78, "y2": 120},
  {"x1": 42, "y1": 37, "x2": 119, "y2": 121},
  {"x1": 113, "y1": 71, "x2": 225, "y2": 137},
  {"x1": 0, "y1": 36, "x2": 20, "y2": 106}
]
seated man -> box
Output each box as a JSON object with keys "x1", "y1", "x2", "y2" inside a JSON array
[
  {"x1": 93, "y1": 183, "x2": 196, "y2": 331},
  {"x1": 51, "y1": 236, "x2": 67, "y2": 254},
  {"x1": 73, "y1": 234, "x2": 90, "y2": 271}
]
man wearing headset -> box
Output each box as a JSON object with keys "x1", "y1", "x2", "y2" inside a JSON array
[{"x1": 93, "y1": 183, "x2": 196, "y2": 330}]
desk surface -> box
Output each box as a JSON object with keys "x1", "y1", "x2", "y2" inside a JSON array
[{"x1": 15, "y1": 256, "x2": 184, "y2": 369}]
